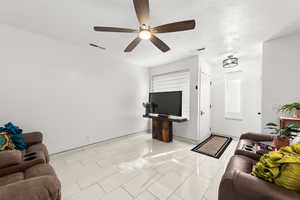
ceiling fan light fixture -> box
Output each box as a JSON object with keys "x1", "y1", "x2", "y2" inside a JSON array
[
  {"x1": 139, "y1": 30, "x2": 151, "y2": 40},
  {"x1": 93, "y1": 0, "x2": 196, "y2": 52},
  {"x1": 223, "y1": 55, "x2": 238, "y2": 68}
]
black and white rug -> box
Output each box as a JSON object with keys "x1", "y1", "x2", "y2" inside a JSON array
[{"x1": 192, "y1": 135, "x2": 232, "y2": 159}]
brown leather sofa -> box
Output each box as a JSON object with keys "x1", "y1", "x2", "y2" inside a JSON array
[
  {"x1": 0, "y1": 132, "x2": 61, "y2": 200},
  {"x1": 219, "y1": 133, "x2": 300, "y2": 200}
]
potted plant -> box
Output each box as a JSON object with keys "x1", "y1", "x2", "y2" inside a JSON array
[
  {"x1": 142, "y1": 102, "x2": 152, "y2": 115},
  {"x1": 266, "y1": 122, "x2": 300, "y2": 147},
  {"x1": 279, "y1": 102, "x2": 300, "y2": 118}
]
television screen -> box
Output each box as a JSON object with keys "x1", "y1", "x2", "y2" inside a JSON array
[{"x1": 149, "y1": 91, "x2": 182, "y2": 116}]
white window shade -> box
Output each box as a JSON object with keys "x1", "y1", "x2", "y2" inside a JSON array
[{"x1": 151, "y1": 70, "x2": 190, "y2": 118}]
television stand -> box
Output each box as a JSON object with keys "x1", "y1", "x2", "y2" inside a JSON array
[
  {"x1": 158, "y1": 114, "x2": 169, "y2": 118},
  {"x1": 143, "y1": 115, "x2": 188, "y2": 143}
]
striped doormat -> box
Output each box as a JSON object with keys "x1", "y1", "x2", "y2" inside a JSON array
[{"x1": 192, "y1": 135, "x2": 232, "y2": 159}]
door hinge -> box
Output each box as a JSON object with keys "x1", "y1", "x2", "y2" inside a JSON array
[
  {"x1": 210, "y1": 81, "x2": 212, "y2": 86},
  {"x1": 210, "y1": 104, "x2": 212, "y2": 109},
  {"x1": 210, "y1": 128, "x2": 212, "y2": 132}
]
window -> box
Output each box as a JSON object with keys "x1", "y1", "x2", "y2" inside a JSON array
[
  {"x1": 225, "y1": 71, "x2": 243, "y2": 120},
  {"x1": 151, "y1": 70, "x2": 190, "y2": 118}
]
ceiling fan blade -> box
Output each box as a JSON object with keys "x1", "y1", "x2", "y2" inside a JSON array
[
  {"x1": 94, "y1": 26, "x2": 138, "y2": 33},
  {"x1": 150, "y1": 35, "x2": 170, "y2": 52},
  {"x1": 124, "y1": 37, "x2": 142, "y2": 52},
  {"x1": 133, "y1": 0, "x2": 149, "y2": 25},
  {"x1": 151, "y1": 20, "x2": 196, "y2": 33}
]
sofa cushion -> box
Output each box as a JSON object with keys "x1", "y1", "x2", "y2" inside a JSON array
[
  {"x1": 25, "y1": 164, "x2": 56, "y2": 179},
  {"x1": 0, "y1": 176, "x2": 61, "y2": 200},
  {"x1": 0, "y1": 163, "x2": 60, "y2": 200},
  {"x1": 0, "y1": 172, "x2": 24, "y2": 187},
  {"x1": 0, "y1": 151, "x2": 22, "y2": 168}
]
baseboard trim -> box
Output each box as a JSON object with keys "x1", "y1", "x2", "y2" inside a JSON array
[
  {"x1": 211, "y1": 132, "x2": 239, "y2": 140},
  {"x1": 173, "y1": 135, "x2": 199, "y2": 144},
  {"x1": 50, "y1": 130, "x2": 148, "y2": 156}
]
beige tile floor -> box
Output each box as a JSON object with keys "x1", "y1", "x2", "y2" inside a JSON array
[{"x1": 50, "y1": 132, "x2": 237, "y2": 200}]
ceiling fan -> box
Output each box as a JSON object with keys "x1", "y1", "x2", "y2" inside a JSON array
[{"x1": 93, "y1": 0, "x2": 196, "y2": 53}]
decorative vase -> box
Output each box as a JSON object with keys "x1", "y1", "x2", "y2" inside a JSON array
[
  {"x1": 274, "y1": 137, "x2": 290, "y2": 148},
  {"x1": 145, "y1": 106, "x2": 151, "y2": 115},
  {"x1": 293, "y1": 109, "x2": 300, "y2": 118}
]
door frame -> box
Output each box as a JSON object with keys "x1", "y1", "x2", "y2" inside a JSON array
[{"x1": 198, "y1": 71, "x2": 212, "y2": 142}]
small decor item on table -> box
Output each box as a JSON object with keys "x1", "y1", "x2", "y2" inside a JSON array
[
  {"x1": 142, "y1": 102, "x2": 152, "y2": 115},
  {"x1": 266, "y1": 122, "x2": 300, "y2": 148},
  {"x1": 0, "y1": 131, "x2": 15, "y2": 151},
  {"x1": 279, "y1": 102, "x2": 300, "y2": 118}
]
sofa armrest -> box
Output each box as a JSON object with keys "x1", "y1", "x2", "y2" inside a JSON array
[
  {"x1": 240, "y1": 132, "x2": 274, "y2": 142},
  {"x1": 234, "y1": 171, "x2": 300, "y2": 200},
  {"x1": 0, "y1": 151, "x2": 46, "y2": 177},
  {"x1": 23, "y1": 132, "x2": 43, "y2": 146},
  {"x1": 0, "y1": 176, "x2": 61, "y2": 200},
  {"x1": 0, "y1": 151, "x2": 22, "y2": 168}
]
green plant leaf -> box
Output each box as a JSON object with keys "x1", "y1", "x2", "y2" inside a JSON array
[
  {"x1": 279, "y1": 102, "x2": 300, "y2": 113},
  {"x1": 266, "y1": 122, "x2": 278, "y2": 127},
  {"x1": 286, "y1": 124, "x2": 300, "y2": 129}
]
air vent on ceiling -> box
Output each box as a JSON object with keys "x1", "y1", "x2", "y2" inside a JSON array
[
  {"x1": 89, "y1": 43, "x2": 106, "y2": 50},
  {"x1": 197, "y1": 48, "x2": 206, "y2": 52}
]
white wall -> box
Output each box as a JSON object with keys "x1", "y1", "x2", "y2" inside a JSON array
[
  {"x1": 149, "y1": 56, "x2": 200, "y2": 141},
  {"x1": 210, "y1": 46, "x2": 263, "y2": 138},
  {"x1": 262, "y1": 33, "x2": 300, "y2": 126},
  {"x1": 0, "y1": 24, "x2": 149, "y2": 154}
]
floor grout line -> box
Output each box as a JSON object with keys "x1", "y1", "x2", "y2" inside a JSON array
[
  {"x1": 165, "y1": 172, "x2": 192, "y2": 200},
  {"x1": 121, "y1": 185, "x2": 135, "y2": 199},
  {"x1": 147, "y1": 188, "x2": 161, "y2": 200}
]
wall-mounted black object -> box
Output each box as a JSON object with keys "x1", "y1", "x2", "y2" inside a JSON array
[
  {"x1": 197, "y1": 47, "x2": 206, "y2": 52},
  {"x1": 89, "y1": 43, "x2": 106, "y2": 50}
]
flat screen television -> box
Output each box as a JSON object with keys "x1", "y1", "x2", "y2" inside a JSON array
[{"x1": 149, "y1": 91, "x2": 182, "y2": 116}]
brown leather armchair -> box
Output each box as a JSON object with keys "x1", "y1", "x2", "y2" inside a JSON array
[
  {"x1": 0, "y1": 132, "x2": 61, "y2": 200},
  {"x1": 219, "y1": 155, "x2": 300, "y2": 200},
  {"x1": 0, "y1": 132, "x2": 50, "y2": 177}
]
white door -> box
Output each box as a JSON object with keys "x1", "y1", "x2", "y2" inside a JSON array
[
  {"x1": 246, "y1": 76, "x2": 262, "y2": 133},
  {"x1": 199, "y1": 72, "x2": 211, "y2": 142}
]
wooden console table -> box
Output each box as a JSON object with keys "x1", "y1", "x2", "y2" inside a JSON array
[
  {"x1": 280, "y1": 117, "x2": 300, "y2": 128},
  {"x1": 143, "y1": 115, "x2": 187, "y2": 143}
]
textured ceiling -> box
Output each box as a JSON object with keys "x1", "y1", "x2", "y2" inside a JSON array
[{"x1": 1, "y1": 0, "x2": 300, "y2": 67}]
